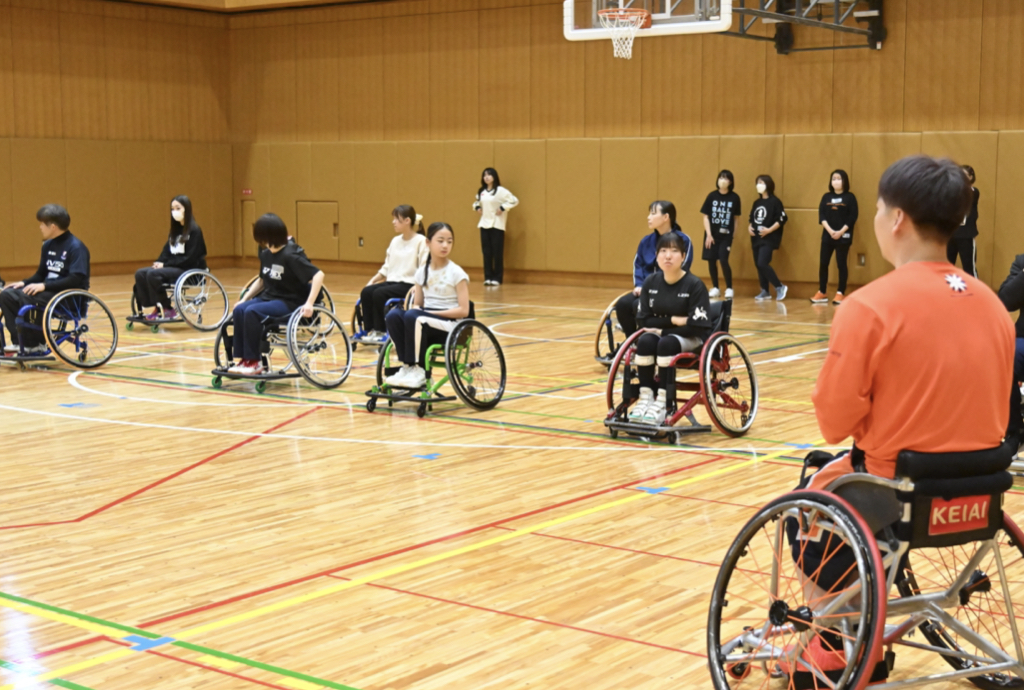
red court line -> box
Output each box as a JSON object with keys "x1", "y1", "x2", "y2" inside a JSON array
[
  {"x1": 328, "y1": 575, "x2": 706, "y2": 659},
  {"x1": 0, "y1": 406, "x2": 323, "y2": 531}
]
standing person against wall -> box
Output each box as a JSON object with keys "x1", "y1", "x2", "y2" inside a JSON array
[
  {"x1": 812, "y1": 170, "x2": 858, "y2": 305},
  {"x1": 947, "y1": 164, "x2": 979, "y2": 278},
  {"x1": 748, "y1": 175, "x2": 788, "y2": 301},
  {"x1": 473, "y1": 168, "x2": 518, "y2": 287},
  {"x1": 700, "y1": 170, "x2": 740, "y2": 300}
]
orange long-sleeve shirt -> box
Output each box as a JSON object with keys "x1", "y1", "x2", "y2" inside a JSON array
[{"x1": 812, "y1": 261, "x2": 1015, "y2": 478}]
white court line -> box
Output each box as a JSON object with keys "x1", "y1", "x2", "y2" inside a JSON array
[
  {"x1": 120, "y1": 336, "x2": 213, "y2": 349},
  {"x1": 757, "y1": 347, "x2": 829, "y2": 366},
  {"x1": 68, "y1": 371, "x2": 320, "y2": 408},
  {"x1": 0, "y1": 401, "x2": 845, "y2": 455},
  {"x1": 488, "y1": 318, "x2": 592, "y2": 344}
]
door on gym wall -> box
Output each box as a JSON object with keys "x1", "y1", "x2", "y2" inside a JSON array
[{"x1": 296, "y1": 202, "x2": 340, "y2": 261}]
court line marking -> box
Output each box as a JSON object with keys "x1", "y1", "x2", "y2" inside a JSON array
[
  {"x1": 0, "y1": 657, "x2": 97, "y2": 690},
  {"x1": 68, "y1": 372, "x2": 321, "y2": 409},
  {"x1": 488, "y1": 318, "x2": 593, "y2": 344}
]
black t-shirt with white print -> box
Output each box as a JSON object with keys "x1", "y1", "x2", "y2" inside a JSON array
[
  {"x1": 818, "y1": 191, "x2": 858, "y2": 245},
  {"x1": 700, "y1": 190, "x2": 742, "y2": 241},
  {"x1": 749, "y1": 196, "x2": 786, "y2": 250},
  {"x1": 257, "y1": 244, "x2": 320, "y2": 309},
  {"x1": 635, "y1": 271, "x2": 713, "y2": 341}
]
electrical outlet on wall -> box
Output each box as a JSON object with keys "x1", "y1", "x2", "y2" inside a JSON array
[
  {"x1": 359, "y1": 237, "x2": 364, "y2": 247},
  {"x1": 858, "y1": 253, "x2": 866, "y2": 267}
]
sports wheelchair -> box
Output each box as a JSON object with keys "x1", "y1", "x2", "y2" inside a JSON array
[
  {"x1": 595, "y1": 290, "x2": 632, "y2": 367},
  {"x1": 365, "y1": 303, "x2": 507, "y2": 418},
  {"x1": 211, "y1": 284, "x2": 351, "y2": 393},
  {"x1": 0, "y1": 288, "x2": 118, "y2": 369},
  {"x1": 603, "y1": 300, "x2": 758, "y2": 442},
  {"x1": 238, "y1": 275, "x2": 336, "y2": 317},
  {"x1": 708, "y1": 442, "x2": 1024, "y2": 690},
  {"x1": 126, "y1": 269, "x2": 229, "y2": 333},
  {"x1": 350, "y1": 288, "x2": 415, "y2": 349}
]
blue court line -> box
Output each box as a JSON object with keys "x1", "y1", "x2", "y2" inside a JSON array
[
  {"x1": 413, "y1": 453, "x2": 441, "y2": 460},
  {"x1": 124, "y1": 635, "x2": 176, "y2": 651},
  {"x1": 636, "y1": 486, "x2": 669, "y2": 494}
]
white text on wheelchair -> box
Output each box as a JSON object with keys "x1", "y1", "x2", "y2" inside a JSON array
[{"x1": 928, "y1": 495, "x2": 990, "y2": 535}]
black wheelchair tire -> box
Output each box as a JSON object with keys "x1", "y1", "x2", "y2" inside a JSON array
[
  {"x1": 286, "y1": 307, "x2": 351, "y2": 390},
  {"x1": 700, "y1": 332, "x2": 758, "y2": 437},
  {"x1": 445, "y1": 319, "x2": 506, "y2": 411},
  {"x1": 175, "y1": 269, "x2": 229, "y2": 332},
  {"x1": 43, "y1": 290, "x2": 119, "y2": 369}
]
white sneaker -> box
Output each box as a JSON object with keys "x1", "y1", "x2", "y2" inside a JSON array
[
  {"x1": 24, "y1": 344, "x2": 49, "y2": 356},
  {"x1": 3, "y1": 344, "x2": 19, "y2": 354},
  {"x1": 642, "y1": 390, "x2": 668, "y2": 426},
  {"x1": 402, "y1": 365, "x2": 427, "y2": 389},
  {"x1": 234, "y1": 361, "x2": 264, "y2": 375},
  {"x1": 708, "y1": 287, "x2": 720, "y2": 299},
  {"x1": 385, "y1": 365, "x2": 411, "y2": 386},
  {"x1": 754, "y1": 290, "x2": 772, "y2": 301},
  {"x1": 484, "y1": 280, "x2": 494, "y2": 286},
  {"x1": 724, "y1": 288, "x2": 734, "y2": 300},
  {"x1": 775, "y1": 285, "x2": 788, "y2": 301},
  {"x1": 628, "y1": 387, "x2": 654, "y2": 422}
]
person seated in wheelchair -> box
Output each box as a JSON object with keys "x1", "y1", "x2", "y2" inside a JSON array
[
  {"x1": 360, "y1": 205, "x2": 427, "y2": 343},
  {"x1": 1, "y1": 204, "x2": 90, "y2": 356},
  {"x1": 627, "y1": 231, "x2": 711, "y2": 425},
  {"x1": 614, "y1": 201, "x2": 694, "y2": 341},
  {"x1": 997, "y1": 251, "x2": 1024, "y2": 452},
  {"x1": 383, "y1": 221, "x2": 469, "y2": 390},
  {"x1": 228, "y1": 213, "x2": 325, "y2": 375},
  {"x1": 133, "y1": 195, "x2": 207, "y2": 321},
  {"x1": 790, "y1": 155, "x2": 1015, "y2": 676}
]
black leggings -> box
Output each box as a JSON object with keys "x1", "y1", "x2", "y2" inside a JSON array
[
  {"x1": 947, "y1": 237, "x2": 977, "y2": 278},
  {"x1": 614, "y1": 293, "x2": 640, "y2": 337},
  {"x1": 135, "y1": 267, "x2": 184, "y2": 309},
  {"x1": 706, "y1": 241, "x2": 733, "y2": 290},
  {"x1": 819, "y1": 241, "x2": 850, "y2": 294},
  {"x1": 359, "y1": 281, "x2": 413, "y2": 333},
  {"x1": 753, "y1": 242, "x2": 782, "y2": 291},
  {"x1": 634, "y1": 332, "x2": 702, "y2": 390}
]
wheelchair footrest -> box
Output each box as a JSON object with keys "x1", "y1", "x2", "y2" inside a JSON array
[
  {"x1": 604, "y1": 418, "x2": 712, "y2": 438},
  {"x1": 210, "y1": 367, "x2": 299, "y2": 381},
  {"x1": 365, "y1": 388, "x2": 456, "y2": 405},
  {"x1": 1, "y1": 353, "x2": 55, "y2": 364},
  {"x1": 126, "y1": 315, "x2": 181, "y2": 325}
]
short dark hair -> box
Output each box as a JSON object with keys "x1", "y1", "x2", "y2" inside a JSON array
[
  {"x1": 717, "y1": 169, "x2": 735, "y2": 193},
  {"x1": 829, "y1": 169, "x2": 850, "y2": 194},
  {"x1": 878, "y1": 155, "x2": 972, "y2": 242},
  {"x1": 37, "y1": 204, "x2": 70, "y2": 230},
  {"x1": 655, "y1": 230, "x2": 689, "y2": 256},
  {"x1": 756, "y1": 174, "x2": 776, "y2": 197},
  {"x1": 253, "y1": 213, "x2": 289, "y2": 247}
]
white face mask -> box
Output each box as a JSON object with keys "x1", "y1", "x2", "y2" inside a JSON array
[
  {"x1": 172, "y1": 209, "x2": 185, "y2": 223},
  {"x1": 756, "y1": 183, "x2": 767, "y2": 194},
  {"x1": 718, "y1": 178, "x2": 730, "y2": 189}
]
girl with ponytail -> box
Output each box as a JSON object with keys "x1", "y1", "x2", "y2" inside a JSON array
[{"x1": 359, "y1": 204, "x2": 428, "y2": 341}]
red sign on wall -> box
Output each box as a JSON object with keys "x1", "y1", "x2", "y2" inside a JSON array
[{"x1": 242, "y1": 189, "x2": 253, "y2": 196}]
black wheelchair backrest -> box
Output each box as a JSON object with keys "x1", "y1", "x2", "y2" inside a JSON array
[
  {"x1": 895, "y1": 442, "x2": 1015, "y2": 548},
  {"x1": 707, "y1": 300, "x2": 730, "y2": 333},
  {"x1": 467, "y1": 301, "x2": 476, "y2": 320}
]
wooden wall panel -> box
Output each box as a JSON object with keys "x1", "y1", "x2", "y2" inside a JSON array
[
  {"x1": 229, "y1": 27, "x2": 256, "y2": 142},
  {"x1": 310, "y1": 143, "x2": 356, "y2": 258},
  {"x1": 833, "y1": 0, "x2": 907, "y2": 133},
  {"x1": 993, "y1": 132, "x2": 1024, "y2": 286},
  {"x1": 66, "y1": 140, "x2": 119, "y2": 263},
  {"x1": 352, "y1": 142, "x2": 397, "y2": 263},
  {"x1": 0, "y1": 8, "x2": 12, "y2": 139},
  {"x1": 165, "y1": 143, "x2": 213, "y2": 261},
  {"x1": 429, "y1": 10, "x2": 479, "y2": 141},
  {"x1": 782, "y1": 134, "x2": 853, "y2": 210},
  {"x1": 209, "y1": 142, "x2": 234, "y2": 256},
  {"x1": 116, "y1": 141, "x2": 166, "y2": 262},
  {"x1": 546, "y1": 139, "x2": 600, "y2": 273},
  {"x1": 267, "y1": 143, "x2": 312, "y2": 236},
  {"x1": 479, "y1": 6, "x2": 531, "y2": 140},
  {"x1": 105, "y1": 17, "x2": 151, "y2": 141},
  {"x1": 903, "y1": 0, "x2": 983, "y2": 132},
  {"x1": 584, "y1": 40, "x2": 643, "y2": 138},
  {"x1": 765, "y1": 28, "x2": 834, "y2": 134},
  {"x1": 0, "y1": 139, "x2": 12, "y2": 269},
  {"x1": 295, "y1": 21, "x2": 340, "y2": 142},
  {"x1": 233, "y1": 143, "x2": 270, "y2": 257},
  {"x1": 442, "y1": 140, "x2": 493, "y2": 268},
  {"x1": 11, "y1": 8, "x2": 63, "y2": 138},
  {"x1": 337, "y1": 19, "x2": 384, "y2": 142},
  {"x1": 10, "y1": 139, "x2": 66, "y2": 267},
  {"x1": 382, "y1": 15, "x2": 430, "y2": 141},
  {"x1": 146, "y1": 19, "x2": 190, "y2": 142},
  {"x1": 59, "y1": 11, "x2": 108, "y2": 140},
  {"x1": 530, "y1": 3, "x2": 584, "y2": 139},
  {"x1": 640, "y1": 34, "x2": 702, "y2": 137},
  {"x1": 494, "y1": 139, "x2": 546, "y2": 271},
  {"x1": 980, "y1": 0, "x2": 1024, "y2": 130},
  {"x1": 657, "y1": 136, "x2": 721, "y2": 240},
  {"x1": 187, "y1": 25, "x2": 230, "y2": 142},
  {"x1": 396, "y1": 141, "x2": 446, "y2": 226},
  {"x1": 254, "y1": 25, "x2": 298, "y2": 142},
  {"x1": 599, "y1": 138, "x2": 658, "y2": 273},
  {"x1": 699, "y1": 26, "x2": 766, "y2": 135}
]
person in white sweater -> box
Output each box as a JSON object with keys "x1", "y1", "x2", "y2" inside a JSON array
[
  {"x1": 473, "y1": 168, "x2": 518, "y2": 286},
  {"x1": 359, "y1": 204, "x2": 428, "y2": 342}
]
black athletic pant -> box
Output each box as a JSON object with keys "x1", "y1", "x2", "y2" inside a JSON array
[
  {"x1": 1010, "y1": 339, "x2": 1024, "y2": 441},
  {"x1": 706, "y1": 241, "x2": 733, "y2": 290},
  {"x1": 819, "y1": 241, "x2": 851, "y2": 294},
  {"x1": 947, "y1": 237, "x2": 977, "y2": 278},
  {"x1": 480, "y1": 227, "x2": 505, "y2": 283},
  {"x1": 753, "y1": 242, "x2": 782, "y2": 291},
  {"x1": 614, "y1": 293, "x2": 640, "y2": 337},
  {"x1": 634, "y1": 332, "x2": 702, "y2": 390},
  {"x1": 0, "y1": 288, "x2": 55, "y2": 346},
  {"x1": 134, "y1": 267, "x2": 184, "y2": 309},
  {"x1": 359, "y1": 281, "x2": 413, "y2": 333}
]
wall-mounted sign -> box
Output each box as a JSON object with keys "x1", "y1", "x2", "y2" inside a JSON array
[{"x1": 242, "y1": 188, "x2": 253, "y2": 196}]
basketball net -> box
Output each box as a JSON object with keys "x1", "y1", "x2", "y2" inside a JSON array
[{"x1": 598, "y1": 9, "x2": 650, "y2": 60}]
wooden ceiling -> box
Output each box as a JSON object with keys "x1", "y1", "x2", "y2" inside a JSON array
[{"x1": 125, "y1": 0, "x2": 389, "y2": 12}]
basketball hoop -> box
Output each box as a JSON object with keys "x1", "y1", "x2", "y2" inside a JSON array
[{"x1": 597, "y1": 8, "x2": 652, "y2": 59}]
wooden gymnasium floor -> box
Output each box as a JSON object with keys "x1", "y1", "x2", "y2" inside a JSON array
[{"x1": 0, "y1": 269, "x2": 1017, "y2": 690}]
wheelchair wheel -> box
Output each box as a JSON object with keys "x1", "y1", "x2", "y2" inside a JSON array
[
  {"x1": 174, "y1": 270, "x2": 229, "y2": 332},
  {"x1": 445, "y1": 319, "x2": 506, "y2": 410},
  {"x1": 604, "y1": 330, "x2": 643, "y2": 416},
  {"x1": 238, "y1": 275, "x2": 260, "y2": 301},
  {"x1": 700, "y1": 332, "x2": 758, "y2": 437},
  {"x1": 213, "y1": 318, "x2": 233, "y2": 371},
  {"x1": 895, "y1": 514, "x2": 1024, "y2": 689},
  {"x1": 43, "y1": 290, "x2": 119, "y2": 369},
  {"x1": 316, "y1": 286, "x2": 335, "y2": 315},
  {"x1": 708, "y1": 489, "x2": 886, "y2": 690},
  {"x1": 286, "y1": 306, "x2": 352, "y2": 389},
  {"x1": 594, "y1": 291, "x2": 631, "y2": 366}
]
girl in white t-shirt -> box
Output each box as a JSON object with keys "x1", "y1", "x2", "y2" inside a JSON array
[
  {"x1": 473, "y1": 168, "x2": 518, "y2": 286},
  {"x1": 384, "y1": 222, "x2": 470, "y2": 389},
  {"x1": 359, "y1": 204, "x2": 428, "y2": 342}
]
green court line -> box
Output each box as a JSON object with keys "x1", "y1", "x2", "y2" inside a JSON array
[
  {"x1": 0, "y1": 592, "x2": 361, "y2": 690},
  {"x1": 0, "y1": 659, "x2": 98, "y2": 690}
]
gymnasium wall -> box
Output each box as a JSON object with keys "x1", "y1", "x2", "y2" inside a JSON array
[{"x1": 0, "y1": 0, "x2": 233, "y2": 270}]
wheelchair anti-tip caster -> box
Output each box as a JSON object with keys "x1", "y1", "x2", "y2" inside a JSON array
[
  {"x1": 417, "y1": 402, "x2": 427, "y2": 418},
  {"x1": 211, "y1": 376, "x2": 222, "y2": 389},
  {"x1": 255, "y1": 380, "x2": 267, "y2": 394},
  {"x1": 366, "y1": 398, "x2": 376, "y2": 412}
]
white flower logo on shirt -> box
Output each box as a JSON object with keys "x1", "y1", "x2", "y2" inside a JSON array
[
  {"x1": 945, "y1": 274, "x2": 967, "y2": 293},
  {"x1": 693, "y1": 307, "x2": 708, "y2": 321}
]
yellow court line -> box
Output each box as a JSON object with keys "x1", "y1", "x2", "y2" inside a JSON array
[
  {"x1": 760, "y1": 397, "x2": 815, "y2": 406},
  {"x1": 1, "y1": 440, "x2": 818, "y2": 687}
]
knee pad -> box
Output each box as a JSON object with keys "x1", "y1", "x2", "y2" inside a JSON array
[
  {"x1": 633, "y1": 354, "x2": 655, "y2": 366},
  {"x1": 656, "y1": 355, "x2": 677, "y2": 368}
]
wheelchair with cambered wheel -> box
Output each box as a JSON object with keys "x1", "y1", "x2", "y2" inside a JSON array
[
  {"x1": 126, "y1": 269, "x2": 229, "y2": 333},
  {"x1": 350, "y1": 288, "x2": 415, "y2": 349},
  {"x1": 595, "y1": 290, "x2": 632, "y2": 367},
  {"x1": 603, "y1": 300, "x2": 758, "y2": 442},
  {"x1": 1, "y1": 288, "x2": 118, "y2": 370}
]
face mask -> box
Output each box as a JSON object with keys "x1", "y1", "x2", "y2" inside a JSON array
[
  {"x1": 718, "y1": 178, "x2": 729, "y2": 188},
  {"x1": 172, "y1": 209, "x2": 185, "y2": 223},
  {"x1": 756, "y1": 183, "x2": 767, "y2": 194}
]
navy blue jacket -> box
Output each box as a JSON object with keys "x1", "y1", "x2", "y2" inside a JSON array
[
  {"x1": 25, "y1": 232, "x2": 90, "y2": 292},
  {"x1": 632, "y1": 229, "x2": 694, "y2": 288}
]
